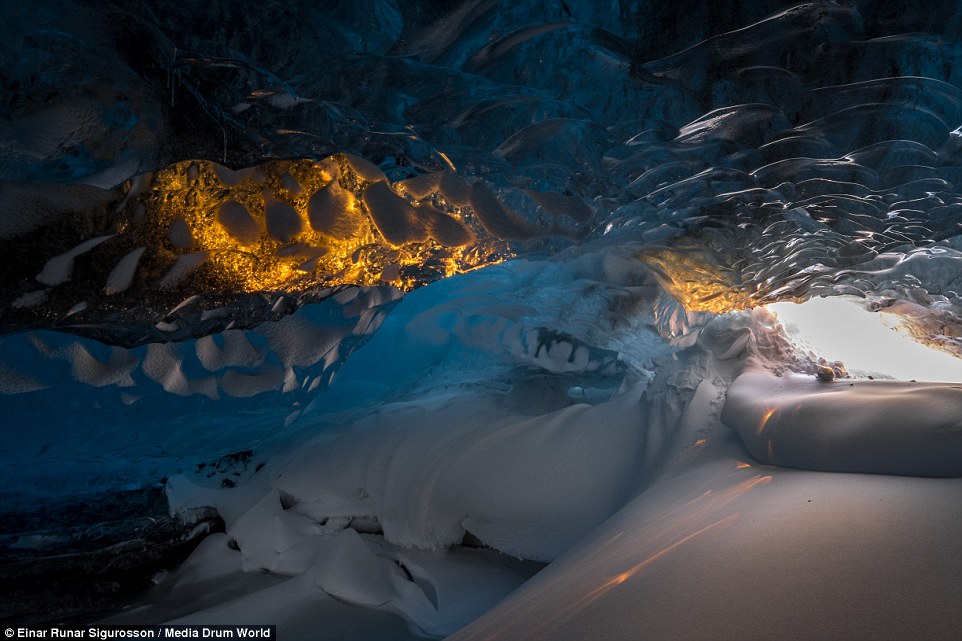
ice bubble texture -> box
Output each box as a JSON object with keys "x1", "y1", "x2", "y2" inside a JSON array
[
  {"x1": 2, "y1": 0, "x2": 962, "y2": 514},
  {"x1": 1, "y1": 0, "x2": 961, "y2": 355}
]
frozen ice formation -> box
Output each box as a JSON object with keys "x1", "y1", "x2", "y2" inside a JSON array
[
  {"x1": 0, "y1": 285, "x2": 401, "y2": 507},
  {"x1": 5, "y1": 0, "x2": 962, "y2": 355},
  {"x1": 2, "y1": 157, "x2": 552, "y2": 344},
  {"x1": 35, "y1": 235, "x2": 114, "y2": 287},
  {"x1": 168, "y1": 388, "x2": 648, "y2": 563},
  {"x1": 3, "y1": 0, "x2": 962, "y2": 636},
  {"x1": 722, "y1": 371, "x2": 962, "y2": 477}
]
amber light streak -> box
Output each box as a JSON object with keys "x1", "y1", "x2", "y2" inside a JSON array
[
  {"x1": 758, "y1": 407, "x2": 777, "y2": 434},
  {"x1": 464, "y1": 472, "x2": 773, "y2": 641},
  {"x1": 713, "y1": 473, "x2": 773, "y2": 502},
  {"x1": 575, "y1": 513, "x2": 741, "y2": 606}
]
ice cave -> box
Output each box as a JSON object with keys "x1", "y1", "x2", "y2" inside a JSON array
[{"x1": 1, "y1": 0, "x2": 961, "y2": 639}]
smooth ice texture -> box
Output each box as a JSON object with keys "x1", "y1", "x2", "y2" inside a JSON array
[
  {"x1": 217, "y1": 201, "x2": 262, "y2": 245},
  {"x1": 264, "y1": 192, "x2": 304, "y2": 243},
  {"x1": 362, "y1": 181, "x2": 428, "y2": 245},
  {"x1": 307, "y1": 179, "x2": 360, "y2": 238},
  {"x1": 159, "y1": 252, "x2": 209, "y2": 289},
  {"x1": 7, "y1": 1, "x2": 962, "y2": 351},
  {"x1": 104, "y1": 247, "x2": 146, "y2": 295},
  {"x1": 722, "y1": 371, "x2": 962, "y2": 476}
]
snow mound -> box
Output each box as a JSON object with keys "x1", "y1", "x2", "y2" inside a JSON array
[
  {"x1": 169, "y1": 386, "x2": 648, "y2": 564},
  {"x1": 722, "y1": 371, "x2": 962, "y2": 477}
]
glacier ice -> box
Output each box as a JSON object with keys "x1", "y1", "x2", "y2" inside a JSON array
[{"x1": 2, "y1": 0, "x2": 962, "y2": 637}]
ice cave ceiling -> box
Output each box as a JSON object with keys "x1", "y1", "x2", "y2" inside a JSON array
[
  {"x1": 3, "y1": 0, "x2": 962, "y2": 634},
  {"x1": 1, "y1": 0, "x2": 961, "y2": 354}
]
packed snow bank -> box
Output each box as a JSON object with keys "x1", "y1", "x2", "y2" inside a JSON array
[
  {"x1": 119, "y1": 262, "x2": 962, "y2": 639},
  {"x1": 163, "y1": 248, "x2": 691, "y2": 558},
  {"x1": 109, "y1": 531, "x2": 541, "y2": 640},
  {"x1": 169, "y1": 386, "x2": 648, "y2": 564},
  {"x1": 146, "y1": 250, "x2": 694, "y2": 637},
  {"x1": 723, "y1": 371, "x2": 962, "y2": 477},
  {"x1": 447, "y1": 457, "x2": 962, "y2": 641}
]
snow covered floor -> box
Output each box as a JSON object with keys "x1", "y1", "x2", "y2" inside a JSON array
[
  {"x1": 81, "y1": 253, "x2": 960, "y2": 640},
  {"x1": 449, "y1": 451, "x2": 962, "y2": 641},
  {"x1": 114, "y1": 367, "x2": 962, "y2": 639},
  {"x1": 724, "y1": 372, "x2": 962, "y2": 477},
  {"x1": 110, "y1": 531, "x2": 542, "y2": 641},
  {"x1": 0, "y1": 244, "x2": 959, "y2": 636}
]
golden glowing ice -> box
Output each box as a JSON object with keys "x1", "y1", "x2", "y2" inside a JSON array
[{"x1": 121, "y1": 156, "x2": 512, "y2": 294}]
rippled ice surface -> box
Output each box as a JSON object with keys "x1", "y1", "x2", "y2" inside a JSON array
[
  {"x1": 1, "y1": 0, "x2": 961, "y2": 635},
  {"x1": 4, "y1": 0, "x2": 962, "y2": 344}
]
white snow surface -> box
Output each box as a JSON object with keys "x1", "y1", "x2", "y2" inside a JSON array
[
  {"x1": 144, "y1": 252, "x2": 962, "y2": 639},
  {"x1": 35, "y1": 234, "x2": 113, "y2": 286},
  {"x1": 4, "y1": 239, "x2": 962, "y2": 640},
  {"x1": 169, "y1": 386, "x2": 648, "y2": 563},
  {"x1": 723, "y1": 371, "x2": 962, "y2": 477},
  {"x1": 448, "y1": 459, "x2": 962, "y2": 641},
  {"x1": 104, "y1": 246, "x2": 146, "y2": 295}
]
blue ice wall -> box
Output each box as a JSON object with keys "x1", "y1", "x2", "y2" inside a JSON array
[{"x1": 2, "y1": 0, "x2": 962, "y2": 509}]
